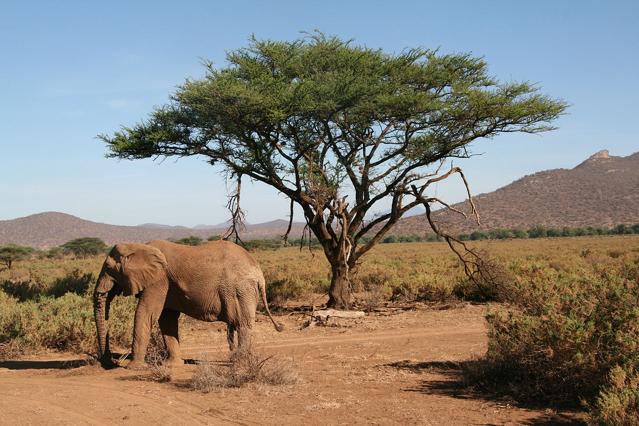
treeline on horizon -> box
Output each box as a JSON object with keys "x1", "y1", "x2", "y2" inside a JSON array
[{"x1": 1, "y1": 223, "x2": 639, "y2": 267}]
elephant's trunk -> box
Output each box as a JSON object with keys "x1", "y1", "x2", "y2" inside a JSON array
[{"x1": 93, "y1": 271, "x2": 115, "y2": 363}]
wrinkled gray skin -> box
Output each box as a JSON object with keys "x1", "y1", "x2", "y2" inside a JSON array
[{"x1": 93, "y1": 240, "x2": 282, "y2": 369}]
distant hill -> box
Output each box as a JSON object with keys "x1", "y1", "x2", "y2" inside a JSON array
[
  {"x1": 0, "y1": 212, "x2": 305, "y2": 248},
  {"x1": 391, "y1": 150, "x2": 639, "y2": 235},
  {"x1": 2, "y1": 150, "x2": 638, "y2": 247}
]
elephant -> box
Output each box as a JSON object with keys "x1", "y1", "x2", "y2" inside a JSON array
[{"x1": 93, "y1": 239, "x2": 283, "y2": 369}]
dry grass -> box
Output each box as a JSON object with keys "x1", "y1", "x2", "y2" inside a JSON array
[
  {"x1": 191, "y1": 344, "x2": 301, "y2": 392},
  {"x1": 145, "y1": 328, "x2": 172, "y2": 382},
  {"x1": 1, "y1": 235, "x2": 638, "y2": 357}
]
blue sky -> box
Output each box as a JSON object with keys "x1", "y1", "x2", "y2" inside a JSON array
[{"x1": 1, "y1": 0, "x2": 637, "y2": 226}]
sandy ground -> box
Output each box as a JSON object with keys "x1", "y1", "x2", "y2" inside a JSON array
[{"x1": 0, "y1": 304, "x2": 584, "y2": 425}]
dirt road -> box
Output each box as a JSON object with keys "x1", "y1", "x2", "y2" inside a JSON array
[{"x1": 0, "y1": 304, "x2": 583, "y2": 425}]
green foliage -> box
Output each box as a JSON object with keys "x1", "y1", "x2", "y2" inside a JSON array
[
  {"x1": 0, "y1": 244, "x2": 34, "y2": 269},
  {"x1": 101, "y1": 33, "x2": 566, "y2": 168},
  {"x1": 44, "y1": 247, "x2": 64, "y2": 259},
  {"x1": 383, "y1": 235, "x2": 398, "y2": 244},
  {"x1": 0, "y1": 291, "x2": 135, "y2": 354},
  {"x1": 61, "y1": 237, "x2": 109, "y2": 258},
  {"x1": 173, "y1": 235, "x2": 203, "y2": 246},
  {"x1": 265, "y1": 277, "x2": 309, "y2": 307},
  {"x1": 99, "y1": 33, "x2": 566, "y2": 307},
  {"x1": 527, "y1": 225, "x2": 547, "y2": 238},
  {"x1": 1, "y1": 269, "x2": 94, "y2": 301},
  {"x1": 48, "y1": 269, "x2": 94, "y2": 298},
  {"x1": 1, "y1": 279, "x2": 48, "y2": 302},
  {"x1": 243, "y1": 239, "x2": 285, "y2": 250},
  {"x1": 471, "y1": 254, "x2": 639, "y2": 408},
  {"x1": 588, "y1": 366, "x2": 639, "y2": 425},
  {"x1": 207, "y1": 235, "x2": 221, "y2": 241},
  {"x1": 470, "y1": 231, "x2": 489, "y2": 240}
]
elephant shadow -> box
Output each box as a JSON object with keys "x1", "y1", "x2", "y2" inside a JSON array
[
  {"x1": 0, "y1": 353, "x2": 227, "y2": 374},
  {"x1": 0, "y1": 358, "x2": 94, "y2": 370}
]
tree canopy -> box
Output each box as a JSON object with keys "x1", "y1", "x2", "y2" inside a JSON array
[
  {"x1": 100, "y1": 33, "x2": 567, "y2": 308},
  {"x1": 61, "y1": 237, "x2": 109, "y2": 258},
  {"x1": 0, "y1": 244, "x2": 34, "y2": 269}
]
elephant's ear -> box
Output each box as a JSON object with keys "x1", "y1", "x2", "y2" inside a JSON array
[{"x1": 115, "y1": 244, "x2": 168, "y2": 296}]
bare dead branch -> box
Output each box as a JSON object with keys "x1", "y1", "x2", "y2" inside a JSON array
[
  {"x1": 223, "y1": 173, "x2": 246, "y2": 245},
  {"x1": 411, "y1": 184, "x2": 491, "y2": 299},
  {"x1": 282, "y1": 198, "x2": 295, "y2": 245}
]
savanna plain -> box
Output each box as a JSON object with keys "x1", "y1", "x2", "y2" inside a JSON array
[{"x1": 2, "y1": 236, "x2": 639, "y2": 425}]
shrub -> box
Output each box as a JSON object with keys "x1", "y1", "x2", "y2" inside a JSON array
[
  {"x1": 0, "y1": 279, "x2": 48, "y2": 301},
  {"x1": 45, "y1": 247, "x2": 65, "y2": 259},
  {"x1": 191, "y1": 345, "x2": 300, "y2": 391},
  {"x1": 469, "y1": 256, "x2": 639, "y2": 407},
  {"x1": 512, "y1": 229, "x2": 529, "y2": 239},
  {"x1": 1, "y1": 269, "x2": 94, "y2": 301},
  {"x1": 145, "y1": 328, "x2": 172, "y2": 382},
  {"x1": 48, "y1": 269, "x2": 93, "y2": 297},
  {"x1": 0, "y1": 291, "x2": 135, "y2": 356},
  {"x1": 452, "y1": 256, "x2": 514, "y2": 302},
  {"x1": 382, "y1": 235, "x2": 398, "y2": 244},
  {"x1": 265, "y1": 277, "x2": 309, "y2": 307},
  {"x1": 546, "y1": 228, "x2": 561, "y2": 237},
  {"x1": 174, "y1": 236, "x2": 203, "y2": 246},
  {"x1": 470, "y1": 231, "x2": 489, "y2": 240},
  {"x1": 588, "y1": 366, "x2": 639, "y2": 425},
  {"x1": 528, "y1": 225, "x2": 547, "y2": 238}
]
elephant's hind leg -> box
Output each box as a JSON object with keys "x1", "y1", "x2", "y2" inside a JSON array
[
  {"x1": 227, "y1": 323, "x2": 237, "y2": 352},
  {"x1": 236, "y1": 323, "x2": 253, "y2": 352},
  {"x1": 159, "y1": 308, "x2": 183, "y2": 367}
]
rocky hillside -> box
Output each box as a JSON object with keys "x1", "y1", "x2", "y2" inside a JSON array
[
  {"x1": 0, "y1": 212, "x2": 305, "y2": 248},
  {"x1": 2, "y1": 150, "x2": 638, "y2": 247},
  {"x1": 392, "y1": 150, "x2": 639, "y2": 235}
]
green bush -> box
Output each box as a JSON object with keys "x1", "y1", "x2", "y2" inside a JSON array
[
  {"x1": 527, "y1": 226, "x2": 547, "y2": 238},
  {"x1": 0, "y1": 291, "x2": 135, "y2": 356},
  {"x1": 266, "y1": 277, "x2": 309, "y2": 307},
  {"x1": 588, "y1": 366, "x2": 639, "y2": 425},
  {"x1": 48, "y1": 269, "x2": 94, "y2": 298},
  {"x1": 0, "y1": 279, "x2": 48, "y2": 302},
  {"x1": 1, "y1": 269, "x2": 94, "y2": 301},
  {"x1": 174, "y1": 235, "x2": 203, "y2": 246},
  {"x1": 471, "y1": 255, "x2": 639, "y2": 407}
]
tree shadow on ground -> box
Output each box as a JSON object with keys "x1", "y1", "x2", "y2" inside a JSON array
[{"x1": 383, "y1": 360, "x2": 585, "y2": 425}]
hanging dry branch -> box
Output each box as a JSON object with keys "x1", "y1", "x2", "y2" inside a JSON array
[
  {"x1": 410, "y1": 181, "x2": 493, "y2": 299},
  {"x1": 282, "y1": 198, "x2": 294, "y2": 245},
  {"x1": 223, "y1": 173, "x2": 246, "y2": 245}
]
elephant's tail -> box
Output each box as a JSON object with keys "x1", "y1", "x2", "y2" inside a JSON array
[{"x1": 258, "y1": 277, "x2": 284, "y2": 332}]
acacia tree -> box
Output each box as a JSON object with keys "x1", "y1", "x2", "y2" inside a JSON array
[
  {"x1": 0, "y1": 244, "x2": 33, "y2": 269},
  {"x1": 100, "y1": 34, "x2": 566, "y2": 308}
]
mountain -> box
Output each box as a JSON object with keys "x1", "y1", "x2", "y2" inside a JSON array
[
  {"x1": 391, "y1": 150, "x2": 639, "y2": 235},
  {"x1": 137, "y1": 223, "x2": 191, "y2": 230},
  {"x1": 0, "y1": 212, "x2": 305, "y2": 248},
  {"x1": 2, "y1": 150, "x2": 637, "y2": 247}
]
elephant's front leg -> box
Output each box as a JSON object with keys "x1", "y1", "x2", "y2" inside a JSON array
[
  {"x1": 159, "y1": 308, "x2": 183, "y2": 367},
  {"x1": 128, "y1": 290, "x2": 166, "y2": 369}
]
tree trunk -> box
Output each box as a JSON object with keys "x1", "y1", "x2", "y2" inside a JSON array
[{"x1": 327, "y1": 262, "x2": 352, "y2": 309}]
